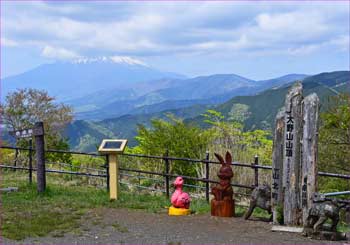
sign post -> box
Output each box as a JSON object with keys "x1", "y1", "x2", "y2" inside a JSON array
[
  {"x1": 28, "y1": 138, "x2": 33, "y2": 184},
  {"x1": 273, "y1": 82, "x2": 320, "y2": 227},
  {"x1": 301, "y1": 93, "x2": 319, "y2": 225},
  {"x1": 34, "y1": 122, "x2": 45, "y2": 192},
  {"x1": 98, "y1": 139, "x2": 128, "y2": 200},
  {"x1": 282, "y1": 82, "x2": 303, "y2": 226},
  {"x1": 10, "y1": 122, "x2": 46, "y2": 192},
  {"x1": 271, "y1": 110, "x2": 284, "y2": 224}
]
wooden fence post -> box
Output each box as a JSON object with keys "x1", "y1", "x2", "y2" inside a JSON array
[
  {"x1": 253, "y1": 155, "x2": 259, "y2": 187},
  {"x1": 205, "y1": 150, "x2": 210, "y2": 202},
  {"x1": 272, "y1": 110, "x2": 285, "y2": 224},
  {"x1": 164, "y1": 149, "x2": 170, "y2": 198},
  {"x1": 34, "y1": 121, "x2": 45, "y2": 193},
  {"x1": 14, "y1": 148, "x2": 18, "y2": 171},
  {"x1": 301, "y1": 93, "x2": 319, "y2": 225},
  {"x1": 282, "y1": 82, "x2": 303, "y2": 226},
  {"x1": 28, "y1": 139, "x2": 33, "y2": 184}
]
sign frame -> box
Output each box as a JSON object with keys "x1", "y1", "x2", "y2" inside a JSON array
[
  {"x1": 9, "y1": 128, "x2": 34, "y2": 139},
  {"x1": 98, "y1": 139, "x2": 128, "y2": 154}
]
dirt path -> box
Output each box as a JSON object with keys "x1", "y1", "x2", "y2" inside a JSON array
[{"x1": 2, "y1": 208, "x2": 348, "y2": 244}]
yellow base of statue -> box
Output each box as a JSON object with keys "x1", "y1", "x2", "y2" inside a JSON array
[{"x1": 168, "y1": 206, "x2": 191, "y2": 216}]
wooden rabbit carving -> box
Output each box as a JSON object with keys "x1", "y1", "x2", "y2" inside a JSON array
[{"x1": 211, "y1": 151, "x2": 235, "y2": 217}]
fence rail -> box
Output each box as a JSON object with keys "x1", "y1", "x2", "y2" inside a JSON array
[{"x1": 1, "y1": 145, "x2": 349, "y2": 202}]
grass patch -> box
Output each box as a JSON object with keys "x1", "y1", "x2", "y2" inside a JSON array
[
  {"x1": 3, "y1": 171, "x2": 346, "y2": 241},
  {"x1": 0, "y1": 171, "x2": 209, "y2": 240}
]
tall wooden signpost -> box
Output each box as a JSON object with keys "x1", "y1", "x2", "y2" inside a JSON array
[
  {"x1": 34, "y1": 122, "x2": 46, "y2": 192},
  {"x1": 283, "y1": 82, "x2": 303, "y2": 226},
  {"x1": 271, "y1": 82, "x2": 319, "y2": 227},
  {"x1": 271, "y1": 111, "x2": 285, "y2": 224},
  {"x1": 301, "y1": 94, "x2": 319, "y2": 225}
]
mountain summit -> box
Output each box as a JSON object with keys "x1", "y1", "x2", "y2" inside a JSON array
[
  {"x1": 71, "y1": 56, "x2": 149, "y2": 67},
  {"x1": 1, "y1": 56, "x2": 185, "y2": 101}
]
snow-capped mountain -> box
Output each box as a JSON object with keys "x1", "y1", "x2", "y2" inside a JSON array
[{"x1": 1, "y1": 56, "x2": 185, "y2": 101}]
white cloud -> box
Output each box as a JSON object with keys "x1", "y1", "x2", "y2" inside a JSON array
[
  {"x1": 328, "y1": 35, "x2": 350, "y2": 51},
  {"x1": 2, "y1": 2, "x2": 349, "y2": 59},
  {"x1": 41, "y1": 45, "x2": 80, "y2": 60},
  {"x1": 287, "y1": 45, "x2": 320, "y2": 56},
  {"x1": 1, "y1": 37, "x2": 19, "y2": 47}
]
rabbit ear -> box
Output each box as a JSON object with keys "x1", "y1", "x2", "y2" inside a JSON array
[
  {"x1": 214, "y1": 153, "x2": 225, "y2": 165},
  {"x1": 225, "y1": 151, "x2": 232, "y2": 165}
]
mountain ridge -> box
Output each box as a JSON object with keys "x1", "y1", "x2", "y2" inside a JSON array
[{"x1": 64, "y1": 71, "x2": 349, "y2": 152}]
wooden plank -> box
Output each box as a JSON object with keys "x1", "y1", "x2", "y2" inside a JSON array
[
  {"x1": 271, "y1": 110, "x2": 285, "y2": 224},
  {"x1": 301, "y1": 93, "x2": 319, "y2": 225},
  {"x1": 282, "y1": 82, "x2": 303, "y2": 226},
  {"x1": 109, "y1": 154, "x2": 118, "y2": 200},
  {"x1": 271, "y1": 225, "x2": 303, "y2": 233}
]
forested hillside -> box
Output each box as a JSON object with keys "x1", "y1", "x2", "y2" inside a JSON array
[{"x1": 65, "y1": 71, "x2": 349, "y2": 152}]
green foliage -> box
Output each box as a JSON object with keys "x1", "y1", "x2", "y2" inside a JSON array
[
  {"x1": 132, "y1": 114, "x2": 212, "y2": 178},
  {"x1": 276, "y1": 204, "x2": 284, "y2": 225},
  {"x1": 318, "y1": 94, "x2": 350, "y2": 192},
  {"x1": 1, "y1": 88, "x2": 74, "y2": 164},
  {"x1": 46, "y1": 137, "x2": 73, "y2": 164},
  {"x1": 1, "y1": 88, "x2": 73, "y2": 139},
  {"x1": 228, "y1": 103, "x2": 251, "y2": 123},
  {"x1": 202, "y1": 109, "x2": 225, "y2": 126},
  {"x1": 202, "y1": 109, "x2": 273, "y2": 164}
]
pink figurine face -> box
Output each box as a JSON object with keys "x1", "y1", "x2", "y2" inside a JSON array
[{"x1": 174, "y1": 176, "x2": 184, "y2": 187}]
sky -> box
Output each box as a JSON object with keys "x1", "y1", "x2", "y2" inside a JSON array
[{"x1": 1, "y1": 1, "x2": 349, "y2": 80}]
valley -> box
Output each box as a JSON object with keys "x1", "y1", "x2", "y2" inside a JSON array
[{"x1": 1, "y1": 58, "x2": 349, "y2": 152}]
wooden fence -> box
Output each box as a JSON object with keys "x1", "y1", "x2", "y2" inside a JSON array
[{"x1": 0, "y1": 145, "x2": 349, "y2": 203}]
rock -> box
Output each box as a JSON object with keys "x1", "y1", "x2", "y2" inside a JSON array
[
  {"x1": 0, "y1": 187, "x2": 18, "y2": 193},
  {"x1": 303, "y1": 227, "x2": 347, "y2": 241}
]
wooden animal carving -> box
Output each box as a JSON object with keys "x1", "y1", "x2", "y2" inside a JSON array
[
  {"x1": 244, "y1": 184, "x2": 272, "y2": 220},
  {"x1": 211, "y1": 151, "x2": 235, "y2": 217},
  {"x1": 305, "y1": 193, "x2": 347, "y2": 232}
]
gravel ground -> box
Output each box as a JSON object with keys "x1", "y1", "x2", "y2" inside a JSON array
[{"x1": 2, "y1": 208, "x2": 348, "y2": 244}]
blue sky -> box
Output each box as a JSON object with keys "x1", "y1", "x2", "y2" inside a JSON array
[{"x1": 1, "y1": 1, "x2": 349, "y2": 80}]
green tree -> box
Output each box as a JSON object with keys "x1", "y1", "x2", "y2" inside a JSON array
[
  {"x1": 318, "y1": 94, "x2": 350, "y2": 191},
  {"x1": 202, "y1": 109, "x2": 272, "y2": 164},
  {"x1": 202, "y1": 109, "x2": 273, "y2": 186},
  {"x1": 0, "y1": 88, "x2": 74, "y2": 163},
  {"x1": 228, "y1": 103, "x2": 251, "y2": 123},
  {"x1": 132, "y1": 114, "x2": 212, "y2": 178}
]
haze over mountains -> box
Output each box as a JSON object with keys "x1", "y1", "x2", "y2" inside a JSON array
[
  {"x1": 2, "y1": 56, "x2": 308, "y2": 121},
  {"x1": 1, "y1": 56, "x2": 185, "y2": 102},
  {"x1": 66, "y1": 70, "x2": 349, "y2": 151},
  {"x1": 1, "y1": 57, "x2": 349, "y2": 152}
]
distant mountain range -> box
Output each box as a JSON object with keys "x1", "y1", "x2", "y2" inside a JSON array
[
  {"x1": 71, "y1": 73, "x2": 308, "y2": 120},
  {"x1": 1, "y1": 57, "x2": 308, "y2": 120},
  {"x1": 1, "y1": 56, "x2": 185, "y2": 102},
  {"x1": 1, "y1": 58, "x2": 348, "y2": 152},
  {"x1": 65, "y1": 71, "x2": 350, "y2": 152}
]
